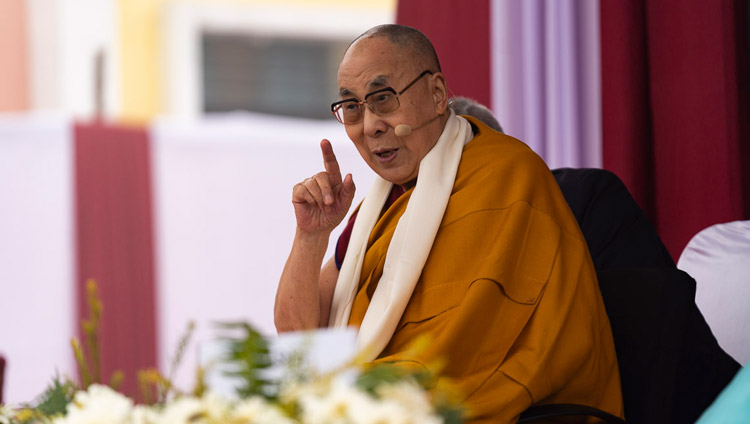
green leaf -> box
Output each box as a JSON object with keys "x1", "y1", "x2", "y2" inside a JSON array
[
  {"x1": 32, "y1": 375, "x2": 76, "y2": 417},
  {"x1": 214, "y1": 321, "x2": 274, "y2": 399}
]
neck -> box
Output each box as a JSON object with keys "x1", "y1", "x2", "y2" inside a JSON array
[
  {"x1": 399, "y1": 178, "x2": 417, "y2": 190},
  {"x1": 397, "y1": 111, "x2": 455, "y2": 190}
]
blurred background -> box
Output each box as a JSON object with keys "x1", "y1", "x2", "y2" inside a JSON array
[{"x1": 1, "y1": 0, "x2": 748, "y2": 404}]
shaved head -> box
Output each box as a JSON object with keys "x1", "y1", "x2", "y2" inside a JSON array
[
  {"x1": 335, "y1": 25, "x2": 451, "y2": 186},
  {"x1": 346, "y1": 24, "x2": 442, "y2": 73}
]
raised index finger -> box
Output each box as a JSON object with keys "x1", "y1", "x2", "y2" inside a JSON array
[{"x1": 320, "y1": 139, "x2": 342, "y2": 186}]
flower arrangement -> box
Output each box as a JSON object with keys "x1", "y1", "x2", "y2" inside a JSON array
[{"x1": 0, "y1": 282, "x2": 464, "y2": 424}]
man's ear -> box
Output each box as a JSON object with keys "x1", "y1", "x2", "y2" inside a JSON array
[{"x1": 431, "y1": 73, "x2": 449, "y2": 115}]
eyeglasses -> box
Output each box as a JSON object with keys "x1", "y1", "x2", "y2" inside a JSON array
[{"x1": 330, "y1": 70, "x2": 434, "y2": 125}]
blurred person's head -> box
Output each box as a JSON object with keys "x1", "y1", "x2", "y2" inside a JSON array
[
  {"x1": 333, "y1": 25, "x2": 451, "y2": 186},
  {"x1": 452, "y1": 96, "x2": 504, "y2": 133}
]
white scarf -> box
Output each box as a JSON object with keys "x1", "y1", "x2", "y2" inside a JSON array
[{"x1": 329, "y1": 111, "x2": 473, "y2": 360}]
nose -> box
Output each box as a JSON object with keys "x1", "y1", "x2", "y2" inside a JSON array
[{"x1": 362, "y1": 106, "x2": 388, "y2": 138}]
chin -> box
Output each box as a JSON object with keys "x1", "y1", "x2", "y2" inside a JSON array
[
  {"x1": 366, "y1": 158, "x2": 417, "y2": 186},
  {"x1": 379, "y1": 170, "x2": 414, "y2": 187}
]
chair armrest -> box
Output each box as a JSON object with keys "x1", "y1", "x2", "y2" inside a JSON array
[{"x1": 519, "y1": 403, "x2": 626, "y2": 423}]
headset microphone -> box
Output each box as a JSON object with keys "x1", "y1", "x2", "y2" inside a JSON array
[
  {"x1": 394, "y1": 124, "x2": 412, "y2": 137},
  {"x1": 394, "y1": 115, "x2": 441, "y2": 137}
]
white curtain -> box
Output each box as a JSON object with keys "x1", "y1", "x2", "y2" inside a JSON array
[{"x1": 491, "y1": 0, "x2": 601, "y2": 169}]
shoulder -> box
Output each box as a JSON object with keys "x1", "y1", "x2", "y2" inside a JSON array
[
  {"x1": 458, "y1": 116, "x2": 552, "y2": 188},
  {"x1": 454, "y1": 116, "x2": 558, "y2": 205},
  {"x1": 460, "y1": 116, "x2": 541, "y2": 161},
  {"x1": 449, "y1": 116, "x2": 584, "y2": 240}
]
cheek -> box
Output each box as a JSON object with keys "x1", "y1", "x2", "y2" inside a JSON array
[
  {"x1": 408, "y1": 92, "x2": 435, "y2": 116},
  {"x1": 344, "y1": 124, "x2": 361, "y2": 142},
  {"x1": 403, "y1": 137, "x2": 436, "y2": 167},
  {"x1": 346, "y1": 126, "x2": 369, "y2": 152}
]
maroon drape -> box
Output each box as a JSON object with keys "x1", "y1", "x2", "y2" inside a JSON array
[
  {"x1": 74, "y1": 123, "x2": 158, "y2": 398},
  {"x1": 0, "y1": 355, "x2": 5, "y2": 404},
  {"x1": 396, "y1": 0, "x2": 492, "y2": 107},
  {"x1": 601, "y1": 0, "x2": 750, "y2": 259}
]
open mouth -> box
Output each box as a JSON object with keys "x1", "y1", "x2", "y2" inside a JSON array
[{"x1": 375, "y1": 148, "x2": 398, "y2": 158}]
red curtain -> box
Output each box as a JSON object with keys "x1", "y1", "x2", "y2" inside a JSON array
[
  {"x1": 396, "y1": 0, "x2": 492, "y2": 107},
  {"x1": 74, "y1": 123, "x2": 158, "y2": 397},
  {"x1": 601, "y1": 0, "x2": 750, "y2": 259}
]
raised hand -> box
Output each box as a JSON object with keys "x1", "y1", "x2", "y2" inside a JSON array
[{"x1": 292, "y1": 139, "x2": 356, "y2": 235}]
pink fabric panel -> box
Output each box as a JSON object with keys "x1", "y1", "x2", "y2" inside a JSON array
[{"x1": 0, "y1": 0, "x2": 30, "y2": 111}]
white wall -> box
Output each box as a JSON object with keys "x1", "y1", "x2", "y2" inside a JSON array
[{"x1": 0, "y1": 113, "x2": 76, "y2": 404}]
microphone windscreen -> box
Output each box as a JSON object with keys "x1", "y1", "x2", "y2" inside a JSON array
[{"x1": 395, "y1": 124, "x2": 412, "y2": 137}]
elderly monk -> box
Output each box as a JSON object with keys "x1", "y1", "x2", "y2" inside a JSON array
[{"x1": 274, "y1": 24, "x2": 623, "y2": 423}]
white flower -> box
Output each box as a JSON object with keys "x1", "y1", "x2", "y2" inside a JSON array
[
  {"x1": 230, "y1": 397, "x2": 295, "y2": 424},
  {"x1": 0, "y1": 405, "x2": 15, "y2": 424},
  {"x1": 158, "y1": 396, "x2": 206, "y2": 424},
  {"x1": 376, "y1": 380, "x2": 435, "y2": 418},
  {"x1": 351, "y1": 394, "x2": 442, "y2": 424},
  {"x1": 346, "y1": 394, "x2": 404, "y2": 424},
  {"x1": 199, "y1": 392, "x2": 231, "y2": 422},
  {"x1": 130, "y1": 405, "x2": 159, "y2": 424},
  {"x1": 298, "y1": 378, "x2": 380, "y2": 424},
  {"x1": 58, "y1": 384, "x2": 133, "y2": 424}
]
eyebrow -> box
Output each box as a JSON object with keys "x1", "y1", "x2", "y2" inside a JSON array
[
  {"x1": 338, "y1": 87, "x2": 355, "y2": 98},
  {"x1": 338, "y1": 75, "x2": 391, "y2": 99}
]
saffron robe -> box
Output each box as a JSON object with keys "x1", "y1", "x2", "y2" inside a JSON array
[{"x1": 346, "y1": 117, "x2": 624, "y2": 423}]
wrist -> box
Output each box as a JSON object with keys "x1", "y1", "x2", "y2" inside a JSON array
[{"x1": 294, "y1": 228, "x2": 331, "y2": 251}]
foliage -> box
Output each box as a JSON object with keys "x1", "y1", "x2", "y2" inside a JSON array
[
  {"x1": 71, "y1": 280, "x2": 103, "y2": 389},
  {"x1": 0, "y1": 284, "x2": 465, "y2": 424},
  {"x1": 31, "y1": 376, "x2": 76, "y2": 417},
  {"x1": 214, "y1": 321, "x2": 274, "y2": 399},
  {"x1": 137, "y1": 320, "x2": 196, "y2": 404},
  {"x1": 355, "y1": 363, "x2": 465, "y2": 424}
]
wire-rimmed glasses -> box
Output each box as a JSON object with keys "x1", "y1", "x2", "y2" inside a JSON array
[{"x1": 330, "y1": 70, "x2": 434, "y2": 125}]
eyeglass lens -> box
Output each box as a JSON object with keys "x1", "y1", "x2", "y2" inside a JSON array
[
  {"x1": 331, "y1": 70, "x2": 432, "y2": 124},
  {"x1": 334, "y1": 90, "x2": 399, "y2": 124}
]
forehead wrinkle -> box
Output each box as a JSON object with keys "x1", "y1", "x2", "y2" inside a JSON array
[
  {"x1": 337, "y1": 39, "x2": 403, "y2": 98},
  {"x1": 366, "y1": 75, "x2": 390, "y2": 91},
  {"x1": 338, "y1": 74, "x2": 391, "y2": 100}
]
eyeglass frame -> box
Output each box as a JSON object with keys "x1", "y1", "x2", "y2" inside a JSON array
[{"x1": 330, "y1": 69, "x2": 434, "y2": 124}]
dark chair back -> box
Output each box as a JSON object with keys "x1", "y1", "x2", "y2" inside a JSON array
[
  {"x1": 596, "y1": 268, "x2": 691, "y2": 423},
  {"x1": 552, "y1": 168, "x2": 740, "y2": 423},
  {"x1": 552, "y1": 167, "x2": 674, "y2": 270}
]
